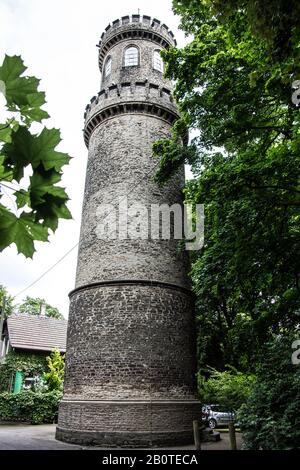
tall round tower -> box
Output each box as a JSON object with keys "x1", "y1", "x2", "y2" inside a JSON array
[{"x1": 56, "y1": 14, "x2": 200, "y2": 447}]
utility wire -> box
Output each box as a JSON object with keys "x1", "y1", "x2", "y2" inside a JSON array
[{"x1": 14, "y1": 243, "x2": 79, "y2": 298}]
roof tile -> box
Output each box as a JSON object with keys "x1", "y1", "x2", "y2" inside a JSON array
[{"x1": 7, "y1": 314, "x2": 67, "y2": 352}]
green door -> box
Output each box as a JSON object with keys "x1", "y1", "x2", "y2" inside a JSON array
[{"x1": 13, "y1": 370, "x2": 23, "y2": 394}]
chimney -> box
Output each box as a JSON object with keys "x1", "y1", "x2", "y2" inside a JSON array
[{"x1": 39, "y1": 302, "x2": 46, "y2": 317}]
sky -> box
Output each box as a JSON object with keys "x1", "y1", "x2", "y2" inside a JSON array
[{"x1": 0, "y1": 0, "x2": 189, "y2": 317}]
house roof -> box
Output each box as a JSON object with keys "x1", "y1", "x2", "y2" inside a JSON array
[{"x1": 7, "y1": 314, "x2": 67, "y2": 353}]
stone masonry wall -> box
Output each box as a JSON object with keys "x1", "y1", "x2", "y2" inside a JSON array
[
  {"x1": 100, "y1": 39, "x2": 173, "y2": 89},
  {"x1": 76, "y1": 113, "x2": 190, "y2": 289},
  {"x1": 63, "y1": 283, "x2": 196, "y2": 401}
]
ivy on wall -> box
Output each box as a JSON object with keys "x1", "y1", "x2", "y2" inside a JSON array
[{"x1": 0, "y1": 350, "x2": 47, "y2": 392}]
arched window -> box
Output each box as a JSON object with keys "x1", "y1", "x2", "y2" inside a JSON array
[
  {"x1": 104, "y1": 57, "x2": 112, "y2": 77},
  {"x1": 153, "y1": 50, "x2": 164, "y2": 72},
  {"x1": 124, "y1": 47, "x2": 139, "y2": 67}
]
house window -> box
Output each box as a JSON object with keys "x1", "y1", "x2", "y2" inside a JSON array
[
  {"x1": 23, "y1": 377, "x2": 35, "y2": 390},
  {"x1": 104, "y1": 57, "x2": 112, "y2": 77},
  {"x1": 124, "y1": 47, "x2": 139, "y2": 67},
  {"x1": 153, "y1": 50, "x2": 164, "y2": 72}
]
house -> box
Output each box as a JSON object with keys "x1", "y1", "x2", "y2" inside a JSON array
[{"x1": 0, "y1": 313, "x2": 67, "y2": 393}]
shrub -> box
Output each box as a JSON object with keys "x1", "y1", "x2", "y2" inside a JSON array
[
  {"x1": 238, "y1": 333, "x2": 300, "y2": 449},
  {"x1": 0, "y1": 390, "x2": 62, "y2": 424},
  {"x1": 198, "y1": 366, "x2": 256, "y2": 411},
  {"x1": 43, "y1": 349, "x2": 65, "y2": 391}
]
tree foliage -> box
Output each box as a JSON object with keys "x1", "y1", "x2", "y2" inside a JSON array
[
  {"x1": 43, "y1": 348, "x2": 65, "y2": 391},
  {"x1": 198, "y1": 367, "x2": 256, "y2": 411},
  {"x1": 0, "y1": 284, "x2": 14, "y2": 317},
  {"x1": 0, "y1": 55, "x2": 72, "y2": 258},
  {"x1": 18, "y1": 296, "x2": 64, "y2": 319},
  {"x1": 238, "y1": 333, "x2": 300, "y2": 450},
  {"x1": 153, "y1": 0, "x2": 300, "y2": 370}
]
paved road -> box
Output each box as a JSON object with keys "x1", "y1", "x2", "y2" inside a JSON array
[
  {"x1": 0, "y1": 423, "x2": 80, "y2": 450},
  {"x1": 0, "y1": 423, "x2": 242, "y2": 450}
]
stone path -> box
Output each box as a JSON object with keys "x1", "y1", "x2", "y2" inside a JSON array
[{"x1": 0, "y1": 423, "x2": 242, "y2": 450}]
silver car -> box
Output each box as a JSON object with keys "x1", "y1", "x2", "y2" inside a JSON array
[{"x1": 202, "y1": 404, "x2": 235, "y2": 429}]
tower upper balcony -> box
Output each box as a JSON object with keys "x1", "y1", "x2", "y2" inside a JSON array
[
  {"x1": 83, "y1": 14, "x2": 180, "y2": 148},
  {"x1": 97, "y1": 14, "x2": 177, "y2": 72}
]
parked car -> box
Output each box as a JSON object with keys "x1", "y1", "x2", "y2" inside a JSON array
[{"x1": 202, "y1": 404, "x2": 235, "y2": 429}]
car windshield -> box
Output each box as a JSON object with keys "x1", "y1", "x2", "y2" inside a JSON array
[{"x1": 210, "y1": 405, "x2": 232, "y2": 413}]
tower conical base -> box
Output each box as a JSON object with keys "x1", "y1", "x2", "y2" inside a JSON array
[{"x1": 56, "y1": 399, "x2": 200, "y2": 447}]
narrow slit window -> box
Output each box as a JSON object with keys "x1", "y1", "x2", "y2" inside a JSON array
[
  {"x1": 104, "y1": 57, "x2": 112, "y2": 77},
  {"x1": 153, "y1": 50, "x2": 164, "y2": 72},
  {"x1": 124, "y1": 47, "x2": 139, "y2": 67}
]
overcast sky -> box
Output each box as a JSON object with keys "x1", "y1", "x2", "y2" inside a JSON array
[{"x1": 0, "y1": 0, "x2": 189, "y2": 317}]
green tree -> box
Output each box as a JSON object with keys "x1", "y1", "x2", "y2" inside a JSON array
[
  {"x1": 198, "y1": 367, "x2": 256, "y2": 412},
  {"x1": 153, "y1": 0, "x2": 300, "y2": 369},
  {"x1": 238, "y1": 332, "x2": 300, "y2": 450},
  {"x1": 18, "y1": 296, "x2": 64, "y2": 319},
  {"x1": 196, "y1": 0, "x2": 300, "y2": 56},
  {"x1": 43, "y1": 348, "x2": 65, "y2": 391},
  {"x1": 0, "y1": 55, "x2": 72, "y2": 258},
  {"x1": 0, "y1": 284, "x2": 14, "y2": 317}
]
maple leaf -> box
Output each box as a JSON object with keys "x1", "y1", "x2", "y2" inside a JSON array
[
  {"x1": 0, "y1": 55, "x2": 72, "y2": 257},
  {"x1": 0, "y1": 207, "x2": 48, "y2": 258},
  {"x1": 0, "y1": 55, "x2": 49, "y2": 123}
]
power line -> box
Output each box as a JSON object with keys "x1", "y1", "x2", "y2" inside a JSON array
[
  {"x1": 0, "y1": 182, "x2": 26, "y2": 193},
  {"x1": 14, "y1": 243, "x2": 79, "y2": 298}
]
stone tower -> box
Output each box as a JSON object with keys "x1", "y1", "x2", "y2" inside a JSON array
[{"x1": 56, "y1": 14, "x2": 200, "y2": 447}]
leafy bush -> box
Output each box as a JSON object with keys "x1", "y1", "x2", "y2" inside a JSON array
[
  {"x1": 43, "y1": 349, "x2": 65, "y2": 391},
  {"x1": 0, "y1": 351, "x2": 47, "y2": 392},
  {"x1": 0, "y1": 390, "x2": 62, "y2": 424},
  {"x1": 238, "y1": 333, "x2": 300, "y2": 449},
  {"x1": 198, "y1": 367, "x2": 256, "y2": 411}
]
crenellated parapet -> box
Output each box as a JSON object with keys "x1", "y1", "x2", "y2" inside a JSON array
[
  {"x1": 83, "y1": 81, "x2": 179, "y2": 147},
  {"x1": 97, "y1": 14, "x2": 177, "y2": 71}
]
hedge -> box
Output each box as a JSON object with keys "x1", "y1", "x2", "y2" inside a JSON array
[{"x1": 0, "y1": 390, "x2": 62, "y2": 424}]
